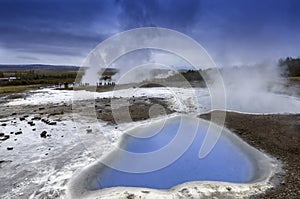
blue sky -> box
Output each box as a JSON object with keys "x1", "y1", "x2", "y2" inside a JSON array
[{"x1": 0, "y1": 0, "x2": 299, "y2": 66}]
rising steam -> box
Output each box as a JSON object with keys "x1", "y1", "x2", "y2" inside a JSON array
[{"x1": 219, "y1": 62, "x2": 300, "y2": 113}]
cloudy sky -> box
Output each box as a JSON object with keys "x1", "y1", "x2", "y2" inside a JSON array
[{"x1": 0, "y1": 0, "x2": 299, "y2": 67}]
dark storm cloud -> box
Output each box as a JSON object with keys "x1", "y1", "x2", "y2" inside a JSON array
[
  {"x1": 0, "y1": 0, "x2": 117, "y2": 57},
  {"x1": 0, "y1": 0, "x2": 299, "y2": 65},
  {"x1": 200, "y1": 0, "x2": 300, "y2": 36},
  {"x1": 116, "y1": 0, "x2": 201, "y2": 31},
  {"x1": 198, "y1": 0, "x2": 300, "y2": 65}
]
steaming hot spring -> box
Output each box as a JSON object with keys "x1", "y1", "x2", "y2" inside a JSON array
[{"x1": 68, "y1": 115, "x2": 277, "y2": 198}]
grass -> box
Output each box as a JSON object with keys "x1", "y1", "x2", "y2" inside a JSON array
[
  {"x1": 0, "y1": 84, "x2": 41, "y2": 95},
  {"x1": 288, "y1": 76, "x2": 300, "y2": 81}
]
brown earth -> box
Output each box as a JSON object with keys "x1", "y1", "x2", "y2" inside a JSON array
[{"x1": 200, "y1": 111, "x2": 300, "y2": 199}]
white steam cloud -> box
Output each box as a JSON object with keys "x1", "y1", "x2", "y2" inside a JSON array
[{"x1": 219, "y1": 62, "x2": 300, "y2": 113}]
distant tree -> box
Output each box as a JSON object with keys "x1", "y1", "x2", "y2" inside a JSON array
[{"x1": 278, "y1": 57, "x2": 300, "y2": 77}]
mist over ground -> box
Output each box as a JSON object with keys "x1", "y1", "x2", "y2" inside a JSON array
[{"x1": 219, "y1": 62, "x2": 300, "y2": 113}]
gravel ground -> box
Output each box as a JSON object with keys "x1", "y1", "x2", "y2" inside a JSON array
[{"x1": 200, "y1": 111, "x2": 300, "y2": 199}]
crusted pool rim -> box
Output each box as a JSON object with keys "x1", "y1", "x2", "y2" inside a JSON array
[{"x1": 67, "y1": 114, "x2": 282, "y2": 199}]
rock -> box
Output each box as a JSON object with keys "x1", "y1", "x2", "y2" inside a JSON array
[
  {"x1": 41, "y1": 118, "x2": 48, "y2": 123},
  {"x1": 1, "y1": 123, "x2": 7, "y2": 126},
  {"x1": 0, "y1": 133, "x2": 4, "y2": 137},
  {"x1": 48, "y1": 112, "x2": 62, "y2": 116},
  {"x1": 39, "y1": 107, "x2": 45, "y2": 110},
  {"x1": 7, "y1": 147, "x2": 13, "y2": 150},
  {"x1": 0, "y1": 135, "x2": 9, "y2": 141},
  {"x1": 27, "y1": 120, "x2": 35, "y2": 126},
  {"x1": 32, "y1": 128, "x2": 36, "y2": 131},
  {"x1": 48, "y1": 121, "x2": 57, "y2": 125},
  {"x1": 19, "y1": 117, "x2": 25, "y2": 121},
  {"x1": 86, "y1": 128, "x2": 92, "y2": 133},
  {"x1": 32, "y1": 116, "x2": 41, "y2": 120},
  {"x1": 40, "y1": 131, "x2": 47, "y2": 138},
  {"x1": 141, "y1": 191, "x2": 150, "y2": 194},
  {"x1": 0, "y1": 160, "x2": 12, "y2": 165},
  {"x1": 15, "y1": 131, "x2": 22, "y2": 135},
  {"x1": 11, "y1": 113, "x2": 17, "y2": 116},
  {"x1": 55, "y1": 118, "x2": 62, "y2": 122}
]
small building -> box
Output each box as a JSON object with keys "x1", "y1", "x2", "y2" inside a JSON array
[
  {"x1": 0, "y1": 77, "x2": 9, "y2": 82},
  {"x1": 9, "y1": 77, "x2": 17, "y2": 81}
]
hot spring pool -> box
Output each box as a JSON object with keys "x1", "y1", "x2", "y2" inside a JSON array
[{"x1": 95, "y1": 115, "x2": 256, "y2": 190}]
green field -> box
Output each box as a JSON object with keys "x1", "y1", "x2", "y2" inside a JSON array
[
  {"x1": 0, "y1": 69, "x2": 83, "y2": 86},
  {"x1": 0, "y1": 84, "x2": 41, "y2": 95}
]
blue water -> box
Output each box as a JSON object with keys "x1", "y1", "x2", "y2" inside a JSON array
[{"x1": 96, "y1": 116, "x2": 254, "y2": 190}]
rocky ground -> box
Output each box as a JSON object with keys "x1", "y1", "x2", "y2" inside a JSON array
[
  {"x1": 1, "y1": 88, "x2": 299, "y2": 198},
  {"x1": 200, "y1": 111, "x2": 300, "y2": 199},
  {"x1": 0, "y1": 96, "x2": 173, "y2": 151},
  {"x1": 0, "y1": 95, "x2": 174, "y2": 199}
]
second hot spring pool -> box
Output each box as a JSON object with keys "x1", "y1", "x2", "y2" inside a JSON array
[{"x1": 94, "y1": 115, "x2": 258, "y2": 190}]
